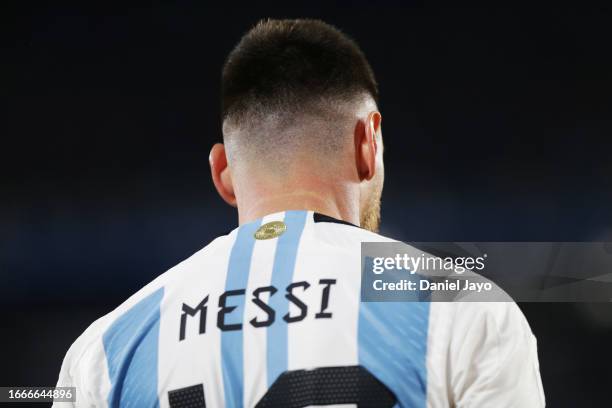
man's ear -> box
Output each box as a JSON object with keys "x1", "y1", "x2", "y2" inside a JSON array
[
  {"x1": 209, "y1": 143, "x2": 237, "y2": 207},
  {"x1": 355, "y1": 111, "x2": 382, "y2": 181}
]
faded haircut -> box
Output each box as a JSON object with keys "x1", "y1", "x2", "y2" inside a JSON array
[{"x1": 221, "y1": 19, "x2": 378, "y2": 168}]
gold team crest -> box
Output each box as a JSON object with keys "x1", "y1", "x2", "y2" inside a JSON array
[{"x1": 254, "y1": 221, "x2": 287, "y2": 240}]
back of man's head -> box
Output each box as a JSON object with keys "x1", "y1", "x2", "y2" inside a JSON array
[{"x1": 221, "y1": 19, "x2": 379, "y2": 173}]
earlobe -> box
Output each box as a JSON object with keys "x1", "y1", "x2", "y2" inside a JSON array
[{"x1": 209, "y1": 143, "x2": 237, "y2": 207}]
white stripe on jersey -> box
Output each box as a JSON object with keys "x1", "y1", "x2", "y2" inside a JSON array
[
  {"x1": 288, "y1": 218, "x2": 360, "y2": 370},
  {"x1": 242, "y1": 212, "x2": 284, "y2": 406},
  {"x1": 54, "y1": 210, "x2": 544, "y2": 408}
]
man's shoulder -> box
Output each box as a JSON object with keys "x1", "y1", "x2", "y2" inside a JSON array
[
  {"x1": 429, "y1": 300, "x2": 534, "y2": 348},
  {"x1": 61, "y1": 233, "x2": 233, "y2": 372}
]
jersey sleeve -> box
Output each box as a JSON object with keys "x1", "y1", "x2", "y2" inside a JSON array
[
  {"x1": 448, "y1": 302, "x2": 545, "y2": 407},
  {"x1": 52, "y1": 342, "x2": 90, "y2": 407},
  {"x1": 52, "y1": 316, "x2": 112, "y2": 408}
]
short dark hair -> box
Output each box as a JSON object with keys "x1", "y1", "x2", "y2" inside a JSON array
[{"x1": 221, "y1": 19, "x2": 378, "y2": 123}]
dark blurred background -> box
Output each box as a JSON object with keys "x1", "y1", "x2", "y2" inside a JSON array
[{"x1": 2, "y1": 3, "x2": 612, "y2": 407}]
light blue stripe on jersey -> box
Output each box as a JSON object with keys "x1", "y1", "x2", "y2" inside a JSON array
[
  {"x1": 103, "y1": 287, "x2": 164, "y2": 408},
  {"x1": 267, "y1": 210, "x2": 308, "y2": 387},
  {"x1": 358, "y1": 299, "x2": 430, "y2": 407},
  {"x1": 221, "y1": 219, "x2": 261, "y2": 408}
]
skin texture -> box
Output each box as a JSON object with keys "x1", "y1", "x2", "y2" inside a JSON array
[{"x1": 209, "y1": 98, "x2": 384, "y2": 232}]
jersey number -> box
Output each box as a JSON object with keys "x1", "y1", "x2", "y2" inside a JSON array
[{"x1": 168, "y1": 365, "x2": 396, "y2": 408}]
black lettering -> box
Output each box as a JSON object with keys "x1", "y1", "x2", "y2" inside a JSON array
[
  {"x1": 250, "y1": 286, "x2": 277, "y2": 328},
  {"x1": 217, "y1": 289, "x2": 245, "y2": 331},
  {"x1": 179, "y1": 295, "x2": 209, "y2": 341},
  {"x1": 284, "y1": 281, "x2": 310, "y2": 323},
  {"x1": 315, "y1": 279, "x2": 336, "y2": 319}
]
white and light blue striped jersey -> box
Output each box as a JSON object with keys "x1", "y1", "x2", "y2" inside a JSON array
[{"x1": 54, "y1": 210, "x2": 545, "y2": 407}]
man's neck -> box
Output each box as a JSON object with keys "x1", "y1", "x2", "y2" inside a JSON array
[{"x1": 237, "y1": 190, "x2": 359, "y2": 226}]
